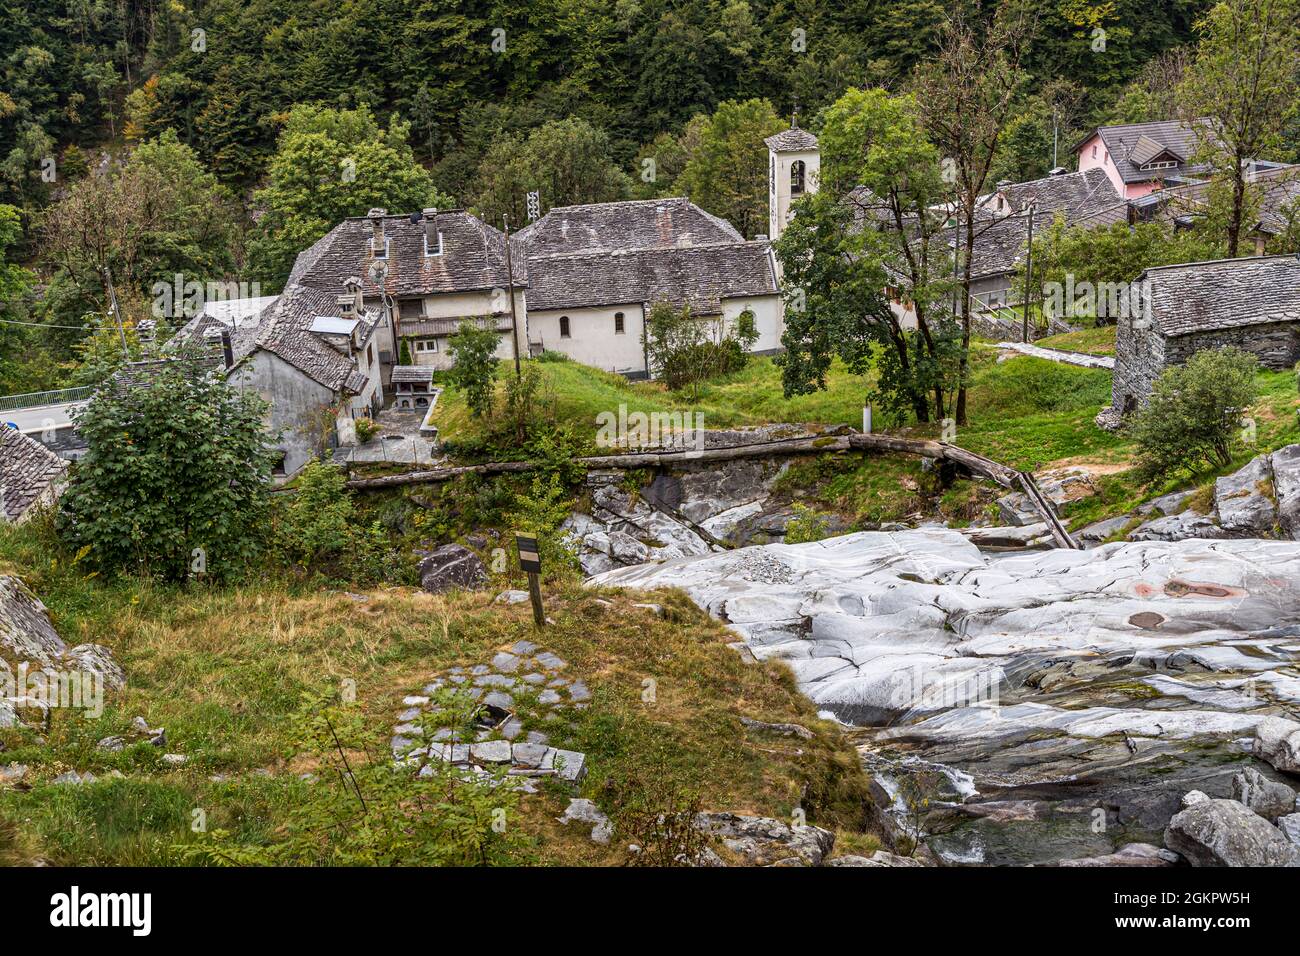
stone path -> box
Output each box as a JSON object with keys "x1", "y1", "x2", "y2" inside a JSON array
[
  {"x1": 992, "y1": 341, "x2": 1115, "y2": 370},
  {"x1": 390, "y1": 637, "x2": 590, "y2": 793}
]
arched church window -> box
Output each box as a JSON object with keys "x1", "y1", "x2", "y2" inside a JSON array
[{"x1": 791, "y1": 160, "x2": 806, "y2": 195}]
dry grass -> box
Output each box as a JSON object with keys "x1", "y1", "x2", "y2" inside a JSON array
[{"x1": 0, "y1": 530, "x2": 870, "y2": 865}]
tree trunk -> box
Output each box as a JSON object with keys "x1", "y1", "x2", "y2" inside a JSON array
[{"x1": 1228, "y1": 157, "x2": 1245, "y2": 258}]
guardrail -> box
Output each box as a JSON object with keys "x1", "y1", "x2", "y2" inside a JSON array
[{"x1": 0, "y1": 386, "x2": 94, "y2": 413}]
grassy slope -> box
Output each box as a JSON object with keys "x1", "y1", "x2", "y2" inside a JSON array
[
  {"x1": 433, "y1": 355, "x2": 870, "y2": 444},
  {"x1": 0, "y1": 524, "x2": 871, "y2": 865},
  {"x1": 1034, "y1": 325, "x2": 1119, "y2": 356}
]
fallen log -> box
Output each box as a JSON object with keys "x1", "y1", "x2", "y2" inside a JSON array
[
  {"x1": 342, "y1": 430, "x2": 1076, "y2": 549},
  {"x1": 344, "y1": 435, "x2": 850, "y2": 489}
]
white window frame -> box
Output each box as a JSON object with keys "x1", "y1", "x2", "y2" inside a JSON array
[
  {"x1": 423, "y1": 232, "x2": 444, "y2": 257},
  {"x1": 414, "y1": 338, "x2": 439, "y2": 353}
]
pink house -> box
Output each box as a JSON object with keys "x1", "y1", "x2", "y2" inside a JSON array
[{"x1": 1075, "y1": 119, "x2": 1214, "y2": 200}]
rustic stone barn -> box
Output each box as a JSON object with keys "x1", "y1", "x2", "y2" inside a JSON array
[{"x1": 1111, "y1": 254, "x2": 1300, "y2": 416}]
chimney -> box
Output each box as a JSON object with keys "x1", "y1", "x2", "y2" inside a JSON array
[
  {"x1": 423, "y1": 207, "x2": 440, "y2": 253},
  {"x1": 368, "y1": 208, "x2": 387, "y2": 255},
  {"x1": 220, "y1": 329, "x2": 234, "y2": 370},
  {"x1": 337, "y1": 293, "x2": 356, "y2": 318}
]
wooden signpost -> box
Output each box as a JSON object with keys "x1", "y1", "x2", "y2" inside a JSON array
[{"x1": 515, "y1": 532, "x2": 545, "y2": 627}]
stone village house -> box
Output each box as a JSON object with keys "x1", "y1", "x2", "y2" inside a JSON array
[{"x1": 1109, "y1": 253, "x2": 1300, "y2": 418}]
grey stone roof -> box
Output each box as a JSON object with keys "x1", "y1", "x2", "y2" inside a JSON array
[
  {"x1": 941, "y1": 212, "x2": 1050, "y2": 281},
  {"x1": 391, "y1": 366, "x2": 435, "y2": 384},
  {"x1": 524, "y1": 241, "x2": 778, "y2": 314},
  {"x1": 514, "y1": 197, "x2": 742, "y2": 256},
  {"x1": 1140, "y1": 254, "x2": 1300, "y2": 337},
  {"x1": 1079, "y1": 119, "x2": 1215, "y2": 185},
  {"x1": 997, "y1": 167, "x2": 1120, "y2": 221},
  {"x1": 107, "y1": 355, "x2": 224, "y2": 392},
  {"x1": 1140, "y1": 164, "x2": 1300, "y2": 236},
  {"x1": 235, "y1": 285, "x2": 378, "y2": 394},
  {"x1": 764, "y1": 127, "x2": 819, "y2": 152},
  {"x1": 290, "y1": 210, "x2": 518, "y2": 297},
  {"x1": 515, "y1": 197, "x2": 776, "y2": 315},
  {"x1": 0, "y1": 428, "x2": 68, "y2": 523}
]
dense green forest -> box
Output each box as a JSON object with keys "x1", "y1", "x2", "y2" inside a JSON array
[{"x1": 0, "y1": 0, "x2": 1260, "y2": 394}]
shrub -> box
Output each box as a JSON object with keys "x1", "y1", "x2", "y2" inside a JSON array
[
  {"x1": 58, "y1": 355, "x2": 275, "y2": 581},
  {"x1": 354, "y1": 416, "x2": 380, "y2": 442},
  {"x1": 446, "y1": 320, "x2": 500, "y2": 418},
  {"x1": 272, "y1": 461, "x2": 398, "y2": 583},
  {"x1": 784, "y1": 504, "x2": 830, "y2": 544},
  {"x1": 642, "y1": 300, "x2": 757, "y2": 399},
  {"x1": 1129, "y1": 347, "x2": 1258, "y2": 482}
]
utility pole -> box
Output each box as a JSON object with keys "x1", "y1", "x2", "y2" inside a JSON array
[
  {"x1": 1022, "y1": 203, "x2": 1036, "y2": 344},
  {"x1": 1052, "y1": 108, "x2": 1059, "y2": 169},
  {"x1": 502, "y1": 213, "x2": 522, "y2": 380},
  {"x1": 102, "y1": 265, "x2": 129, "y2": 359}
]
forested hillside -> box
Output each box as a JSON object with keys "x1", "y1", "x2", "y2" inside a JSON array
[{"x1": 2, "y1": 0, "x2": 1209, "y2": 208}]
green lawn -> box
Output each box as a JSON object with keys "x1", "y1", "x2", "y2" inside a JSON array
[
  {"x1": 431, "y1": 354, "x2": 870, "y2": 445},
  {"x1": 1034, "y1": 324, "x2": 1118, "y2": 356}
]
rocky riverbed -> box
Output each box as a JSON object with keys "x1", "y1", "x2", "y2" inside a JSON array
[{"x1": 590, "y1": 530, "x2": 1300, "y2": 865}]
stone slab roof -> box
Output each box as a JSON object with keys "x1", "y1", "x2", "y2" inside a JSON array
[
  {"x1": 764, "y1": 127, "x2": 819, "y2": 152},
  {"x1": 235, "y1": 284, "x2": 378, "y2": 394},
  {"x1": 1139, "y1": 164, "x2": 1300, "y2": 237},
  {"x1": 290, "y1": 210, "x2": 518, "y2": 298},
  {"x1": 107, "y1": 355, "x2": 224, "y2": 392},
  {"x1": 1078, "y1": 119, "x2": 1215, "y2": 185},
  {"x1": 1140, "y1": 254, "x2": 1300, "y2": 337},
  {"x1": 391, "y1": 366, "x2": 435, "y2": 384},
  {"x1": 0, "y1": 428, "x2": 68, "y2": 523},
  {"x1": 524, "y1": 241, "x2": 777, "y2": 314},
  {"x1": 514, "y1": 197, "x2": 742, "y2": 257},
  {"x1": 998, "y1": 167, "x2": 1120, "y2": 221},
  {"x1": 940, "y1": 212, "x2": 1050, "y2": 281}
]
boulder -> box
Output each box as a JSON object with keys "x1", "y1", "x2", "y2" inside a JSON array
[
  {"x1": 557, "y1": 798, "x2": 613, "y2": 844},
  {"x1": 1272, "y1": 443, "x2": 1300, "y2": 540},
  {"x1": 825, "y1": 850, "x2": 925, "y2": 867},
  {"x1": 1254, "y1": 717, "x2": 1300, "y2": 775},
  {"x1": 1277, "y1": 813, "x2": 1300, "y2": 846},
  {"x1": 996, "y1": 470, "x2": 1095, "y2": 526},
  {"x1": 693, "y1": 811, "x2": 834, "y2": 867},
  {"x1": 1163, "y1": 798, "x2": 1299, "y2": 867},
  {"x1": 1231, "y1": 767, "x2": 1297, "y2": 822},
  {"x1": 418, "y1": 545, "x2": 487, "y2": 593},
  {"x1": 1214, "y1": 455, "x2": 1277, "y2": 536},
  {"x1": 1058, "y1": 843, "x2": 1180, "y2": 867},
  {"x1": 1077, "y1": 515, "x2": 1132, "y2": 543},
  {"x1": 1128, "y1": 511, "x2": 1225, "y2": 542},
  {"x1": 1139, "y1": 489, "x2": 1193, "y2": 517},
  {"x1": 959, "y1": 523, "x2": 1051, "y2": 548}
]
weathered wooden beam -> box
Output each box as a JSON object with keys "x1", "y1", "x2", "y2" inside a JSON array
[
  {"x1": 344, "y1": 435, "x2": 850, "y2": 489},
  {"x1": 343, "y1": 431, "x2": 1074, "y2": 550}
]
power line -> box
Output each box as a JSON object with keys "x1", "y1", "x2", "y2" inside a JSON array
[{"x1": 0, "y1": 315, "x2": 102, "y2": 330}]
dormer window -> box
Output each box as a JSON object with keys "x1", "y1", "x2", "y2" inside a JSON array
[
  {"x1": 372, "y1": 237, "x2": 389, "y2": 259},
  {"x1": 790, "y1": 160, "x2": 806, "y2": 195},
  {"x1": 1141, "y1": 160, "x2": 1177, "y2": 171},
  {"x1": 424, "y1": 231, "x2": 444, "y2": 257}
]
